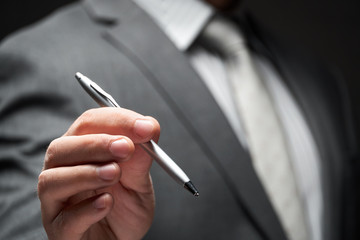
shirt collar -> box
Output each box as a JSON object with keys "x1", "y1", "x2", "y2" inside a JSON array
[{"x1": 132, "y1": 0, "x2": 214, "y2": 51}]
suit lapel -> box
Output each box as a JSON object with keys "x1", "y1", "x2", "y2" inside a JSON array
[{"x1": 84, "y1": 0, "x2": 287, "y2": 239}]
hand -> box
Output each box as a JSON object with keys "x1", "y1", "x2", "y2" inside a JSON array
[{"x1": 38, "y1": 108, "x2": 160, "y2": 240}]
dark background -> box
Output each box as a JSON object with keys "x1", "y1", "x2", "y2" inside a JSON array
[{"x1": 1, "y1": 0, "x2": 359, "y2": 237}]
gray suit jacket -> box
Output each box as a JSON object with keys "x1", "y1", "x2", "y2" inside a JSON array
[{"x1": 0, "y1": 0, "x2": 357, "y2": 239}]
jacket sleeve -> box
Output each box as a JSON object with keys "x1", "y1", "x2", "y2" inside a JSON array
[{"x1": 0, "y1": 28, "x2": 80, "y2": 240}]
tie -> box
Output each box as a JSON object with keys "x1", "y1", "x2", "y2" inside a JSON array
[{"x1": 200, "y1": 16, "x2": 309, "y2": 240}]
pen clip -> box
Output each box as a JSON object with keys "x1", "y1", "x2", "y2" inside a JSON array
[{"x1": 89, "y1": 81, "x2": 121, "y2": 108}]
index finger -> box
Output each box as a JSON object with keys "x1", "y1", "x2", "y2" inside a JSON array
[{"x1": 65, "y1": 108, "x2": 160, "y2": 143}]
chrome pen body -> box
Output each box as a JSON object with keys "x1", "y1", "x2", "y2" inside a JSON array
[{"x1": 75, "y1": 72, "x2": 199, "y2": 196}]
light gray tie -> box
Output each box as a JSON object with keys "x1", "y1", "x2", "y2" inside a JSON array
[{"x1": 200, "y1": 16, "x2": 309, "y2": 240}]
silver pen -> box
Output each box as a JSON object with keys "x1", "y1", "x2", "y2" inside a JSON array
[{"x1": 75, "y1": 72, "x2": 199, "y2": 197}]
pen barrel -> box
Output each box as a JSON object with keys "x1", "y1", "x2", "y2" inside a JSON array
[
  {"x1": 75, "y1": 72, "x2": 198, "y2": 195},
  {"x1": 141, "y1": 140, "x2": 190, "y2": 186}
]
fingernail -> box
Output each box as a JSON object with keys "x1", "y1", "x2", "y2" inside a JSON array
[
  {"x1": 109, "y1": 139, "x2": 130, "y2": 158},
  {"x1": 97, "y1": 163, "x2": 117, "y2": 181},
  {"x1": 93, "y1": 195, "x2": 106, "y2": 209},
  {"x1": 134, "y1": 119, "x2": 154, "y2": 138}
]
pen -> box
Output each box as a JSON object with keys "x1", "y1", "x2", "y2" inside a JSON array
[{"x1": 75, "y1": 72, "x2": 199, "y2": 197}]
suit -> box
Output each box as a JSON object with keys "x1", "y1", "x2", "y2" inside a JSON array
[{"x1": 0, "y1": 0, "x2": 357, "y2": 239}]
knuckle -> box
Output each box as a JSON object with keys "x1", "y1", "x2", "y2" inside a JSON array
[
  {"x1": 37, "y1": 170, "x2": 51, "y2": 198},
  {"x1": 96, "y1": 134, "x2": 111, "y2": 148},
  {"x1": 85, "y1": 134, "x2": 110, "y2": 158},
  {"x1": 70, "y1": 109, "x2": 96, "y2": 135},
  {"x1": 44, "y1": 139, "x2": 60, "y2": 168},
  {"x1": 81, "y1": 109, "x2": 97, "y2": 120}
]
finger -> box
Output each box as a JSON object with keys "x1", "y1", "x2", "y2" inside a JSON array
[
  {"x1": 44, "y1": 134, "x2": 134, "y2": 169},
  {"x1": 38, "y1": 162, "x2": 120, "y2": 221},
  {"x1": 46, "y1": 193, "x2": 114, "y2": 240},
  {"x1": 65, "y1": 108, "x2": 160, "y2": 143}
]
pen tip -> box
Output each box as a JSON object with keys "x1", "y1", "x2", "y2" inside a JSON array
[
  {"x1": 75, "y1": 72, "x2": 83, "y2": 80},
  {"x1": 184, "y1": 181, "x2": 200, "y2": 197}
]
